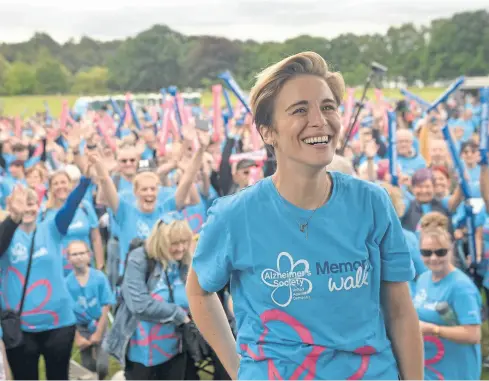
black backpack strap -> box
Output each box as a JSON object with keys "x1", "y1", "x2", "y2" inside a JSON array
[{"x1": 19, "y1": 228, "x2": 37, "y2": 314}]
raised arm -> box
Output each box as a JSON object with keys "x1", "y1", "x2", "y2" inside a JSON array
[
  {"x1": 0, "y1": 186, "x2": 27, "y2": 256},
  {"x1": 174, "y1": 130, "x2": 211, "y2": 210},
  {"x1": 89, "y1": 151, "x2": 120, "y2": 214},
  {"x1": 54, "y1": 177, "x2": 91, "y2": 236}
]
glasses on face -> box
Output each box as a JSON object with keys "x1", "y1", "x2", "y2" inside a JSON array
[
  {"x1": 120, "y1": 158, "x2": 136, "y2": 164},
  {"x1": 420, "y1": 248, "x2": 449, "y2": 257}
]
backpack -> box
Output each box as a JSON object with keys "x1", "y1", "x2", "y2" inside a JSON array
[
  {"x1": 116, "y1": 238, "x2": 156, "y2": 287},
  {"x1": 114, "y1": 238, "x2": 156, "y2": 313}
]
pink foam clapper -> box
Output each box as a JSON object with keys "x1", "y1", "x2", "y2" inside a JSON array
[
  {"x1": 212, "y1": 84, "x2": 223, "y2": 142},
  {"x1": 64, "y1": 100, "x2": 77, "y2": 126},
  {"x1": 229, "y1": 148, "x2": 267, "y2": 164},
  {"x1": 150, "y1": 105, "x2": 158, "y2": 124},
  {"x1": 244, "y1": 114, "x2": 261, "y2": 150},
  {"x1": 14, "y1": 116, "x2": 22, "y2": 138},
  {"x1": 96, "y1": 116, "x2": 117, "y2": 152},
  {"x1": 176, "y1": 94, "x2": 188, "y2": 125},
  {"x1": 158, "y1": 99, "x2": 173, "y2": 155}
]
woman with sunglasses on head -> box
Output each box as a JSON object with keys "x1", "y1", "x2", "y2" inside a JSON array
[
  {"x1": 0, "y1": 174, "x2": 92, "y2": 380},
  {"x1": 187, "y1": 52, "x2": 423, "y2": 380},
  {"x1": 104, "y1": 213, "x2": 206, "y2": 380},
  {"x1": 91, "y1": 130, "x2": 210, "y2": 281},
  {"x1": 41, "y1": 169, "x2": 104, "y2": 276},
  {"x1": 413, "y1": 212, "x2": 482, "y2": 380}
]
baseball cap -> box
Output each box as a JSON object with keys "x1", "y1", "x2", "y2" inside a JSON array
[{"x1": 236, "y1": 159, "x2": 256, "y2": 171}]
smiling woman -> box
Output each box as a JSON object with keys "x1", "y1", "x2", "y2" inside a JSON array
[{"x1": 186, "y1": 51, "x2": 424, "y2": 380}]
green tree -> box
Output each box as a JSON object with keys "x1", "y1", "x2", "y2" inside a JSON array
[
  {"x1": 3, "y1": 61, "x2": 36, "y2": 95},
  {"x1": 35, "y1": 57, "x2": 71, "y2": 94},
  {"x1": 0, "y1": 54, "x2": 10, "y2": 95},
  {"x1": 71, "y1": 66, "x2": 109, "y2": 94}
]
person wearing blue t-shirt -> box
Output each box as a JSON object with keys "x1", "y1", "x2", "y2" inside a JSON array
[
  {"x1": 460, "y1": 140, "x2": 482, "y2": 198},
  {"x1": 0, "y1": 177, "x2": 91, "y2": 380},
  {"x1": 396, "y1": 129, "x2": 426, "y2": 177},
  {"x1": 66, "y1": 240, "x2": 115, "y2": 380},
  {"x1": 90, "y1": 135, "x2": 209, "y2": 279},
  {"x1": 40, "y1": 170, "x2": 104, "y2": 276},
  {"x1": 103, "y1": 214, "x2": 203, "y2": 380},
  {"x1": 187, "y1": 52, "x2": 423, "y2": 380},
  {"x1": 413, "y1": 218, "x2": 481, "y2": 380}
]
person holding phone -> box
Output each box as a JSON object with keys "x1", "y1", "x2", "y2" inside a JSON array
[{"x1": 413, "y1": 212, "x2": 481, "y2": 380}]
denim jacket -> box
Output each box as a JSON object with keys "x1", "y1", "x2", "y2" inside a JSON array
[{"x1": 102, "y1": 247, "x2": 188, "y2": 366}]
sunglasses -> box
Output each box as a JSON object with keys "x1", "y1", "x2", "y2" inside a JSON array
[
  {"x1": 120, "y1": 158, "x2": 137, "y2": 164},
  {"x1": 157, "y1": 211, "x2": 185, "y2": 226},
  {"x1": 420, "y1": 248, "x2": 449, "y2": 257}
]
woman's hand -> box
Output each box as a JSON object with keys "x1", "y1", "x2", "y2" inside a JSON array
[
  {"x1": 75, "y1": 334, "x2": 91, "y2": 350},
  {"x1": 7, "y1": 186, "x2": 27, "y2": 223},
  {"x1": 197, "y1": 129, "x2": 211, "y2": 150}
]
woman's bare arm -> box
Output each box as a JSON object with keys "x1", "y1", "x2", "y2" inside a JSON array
[{"x1": 186, "y1": 267, "x2": 239, "y2": 380}]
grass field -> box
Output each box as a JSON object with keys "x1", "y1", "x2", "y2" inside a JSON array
[{"x1": 0, "y1": 87, "x2": 444, "y2": 118}]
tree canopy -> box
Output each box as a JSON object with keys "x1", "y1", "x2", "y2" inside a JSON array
[{"x1": 0, "y1": 9, "x2": 487, "y2": 95}]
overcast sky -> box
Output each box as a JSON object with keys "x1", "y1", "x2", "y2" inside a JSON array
[{"x1": 0, "y1": 0, "x2": 487, "y2": 43}]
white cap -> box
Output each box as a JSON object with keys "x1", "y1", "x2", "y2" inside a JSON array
[{"x1": 64, "y1": 164, "x2": 82, "y2": 182}]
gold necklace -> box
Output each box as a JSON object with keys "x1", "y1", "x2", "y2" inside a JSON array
[{"x1": 272, "y1": 174, "x2": 331, "y2": 240}]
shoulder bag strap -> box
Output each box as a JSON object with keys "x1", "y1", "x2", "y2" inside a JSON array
[{"x1": 18, "y1": 228, "x2": 37, "y2": 315}]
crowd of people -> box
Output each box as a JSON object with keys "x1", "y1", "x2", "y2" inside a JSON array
[{"x1": 0, "y1": 50, "x2": 487, "y2": 380}]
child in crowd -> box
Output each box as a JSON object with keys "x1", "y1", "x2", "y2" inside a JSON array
[{"x1": 66, "y1": 240, "x2": 115, "y2": 380}]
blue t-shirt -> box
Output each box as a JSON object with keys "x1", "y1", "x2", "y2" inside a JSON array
[
  {"x1": 115, "y1": 197, "x2": 177, "y2": 276},
  {"x1": 66, "y1": 268, "x2": 115, "y2": 333},
  {"x1": 398, "y1": 154, "x2": 426, "y2": 177},
  {"x1": 403, "y1": 228, "x2": 427, "y2": 296},
  {"x1": 0, "y1": 219, "x2": 76, "y2": 332},
  {"x1": 127, "y1": 261, "x2": 187, "y2": 367},
  {"x1": 413, "y1": 269, "x2": 481, "y2": 380},
  {"x1": 192, "y1": 172, "x2": 414, "y2": 380},
  {"x1": 42, "y1": 202, "x2": 99, "y2": 276}
]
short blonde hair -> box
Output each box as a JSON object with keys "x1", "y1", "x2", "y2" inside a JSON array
[
  {"x1": 420, "y1": 212, "x2": 452, "y2": 249},
  {"x1": 420, "y1": 212, "x2": 449, "y2": 231},
  {"x1": 379, "y1": 182, "x2": 405, "y2": 217},
  {"x1": 133, "y1": 172, "x2": 160, "y2": 192},
  {"x1": 145, "y1": 219, "x2": 193, "y2": 269},
  {"x1": 249, "y1": 51, "x2": 345, "y2": 131}
]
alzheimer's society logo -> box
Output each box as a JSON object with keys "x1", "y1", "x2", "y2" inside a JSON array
[
  {"x1": 11, "y1": 243, "x2": 27, "y2": 263},
  {"x1": 261, "y1": 252, "x2": 313, "y2": 307}
]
